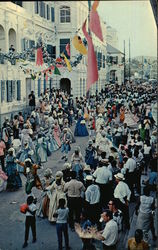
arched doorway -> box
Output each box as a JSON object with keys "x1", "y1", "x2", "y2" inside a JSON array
[
  {"x1": 0, "y1": 25, "x2": 5, "y2": 52},
  {"x1": 60, "y1": 78, "x2": 71, "y2": 94},
  {"x1": 8, "y1": 28, "x2": 16, "y2": 50}
]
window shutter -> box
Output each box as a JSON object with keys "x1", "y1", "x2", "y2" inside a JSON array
[
  {"x1": 17, "y1": 80, "x2": 21, "y2": 101},
  {"x1": 35, "y1": 1, "x2": 38, "y2": 14},
  {"x1": 6, "y1": 80, "x2": 12, "y2": 102},
  {"x1": 1, "y1": 80, "x2": 5, "y2": 102},
  {"x1": 21, "y1": 38, "x2": 25, "y2": 51},
  {"x1": 38, "y1": 79, "x2": 41, "y2": 97},
  {"x1": 12, "y1": 80, "x2": 16, "y2": 99},
  {"x1": 47, "y1": 5, "x2": 50, "y2": 20},
  {"x1": 44, "y1": 78, "x2": 46, "y2": 91},
  {"x1": 29, "y1": 40, "x2": 35, "y2": 49},
  {"x1": 51, "y1": 7, "x2": 54, "y2": 22},
  {"x1": 43, "y1": 3, "x2": 45, "y2": 18},
  {"x1": 40, "y1": 1, "x2": 43, "y2": 17}
]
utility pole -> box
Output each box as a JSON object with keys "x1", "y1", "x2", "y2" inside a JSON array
[
  {"x1": 129, "y1": 38, "x2": 131, "y2": 83},
  {"x1": 124, "y1": 40, "x2": 126, "y2": 84}
]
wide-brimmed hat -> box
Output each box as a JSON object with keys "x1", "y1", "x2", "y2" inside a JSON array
[
  {"x1": 80, "y1": 120, "x2": 86, "y2": 124},
  {"x1": 86, "y1": 175, "x2": 93, "y2": 181},
  {"x1": 88, "y1": 140, "x2": 93, "y2": 145},
  {"x1": 114, "y1": 173, "x2": 125, "y2": 181},
  {"x1": 8, "y1": 147, "x2": 14, "y2": 152},
  {"x1": 84, "y1": 165, "x2": 91, "y2": 171},
  {"x1": 55, "y1": 171, "x2": 63, "y2": 179},
  {"x1": 63, "y1": 163, "x2": 71, "y2": 169},
  {"x1": 25, "y1": 158, "x2": 32, "y2": 163},
  {"x1": 44, "y1": 168, "x2": 53, "y2": 178}
]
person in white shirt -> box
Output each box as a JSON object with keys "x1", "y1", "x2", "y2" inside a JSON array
[
  {"x1": 97, "y1": 209, "x2": 118, "y2": 250},
  {"x1": 114, "y1": 173, "x2": 131, "y2": 230},
  {"x1": 85, "y1": 175, "x2": 101, "y2": 226},
  {"x1": 93, "y1": 161, "x2": 112, "y2": 206},
  {"x1": 23, "y1": 196, "x2": 37, "y2": 248},
  {"x1": 125, "y1": 151, "x2": 136, "y2": 200}
]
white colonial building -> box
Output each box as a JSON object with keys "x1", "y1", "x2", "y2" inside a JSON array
[{"x1": 0, "y1": 1, "x2": 107, "y2": 126}]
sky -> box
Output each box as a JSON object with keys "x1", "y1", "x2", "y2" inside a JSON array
[{"x1": 97, "y1": 0, "x2": 157, "y2": 58}]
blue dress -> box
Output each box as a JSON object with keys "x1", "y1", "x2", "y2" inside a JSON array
[
  {"x1": 6, "y1": 155, "x2": 22, "y2": 189},
  {"x1": 74, "y1": 117, "x2": 89, "y2": 137}
]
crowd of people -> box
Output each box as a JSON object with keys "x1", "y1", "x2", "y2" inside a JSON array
[{"x1": 0, "y1": 81, "x2": 157, "y2": 250}]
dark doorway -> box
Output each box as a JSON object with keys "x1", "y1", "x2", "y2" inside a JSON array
[{"x1": 60, "y1": 78, "x2": 71, "y2": 94}]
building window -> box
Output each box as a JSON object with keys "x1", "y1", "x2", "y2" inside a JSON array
[
  {"x1": 1, "y1": 80, "x2": 5, "y2": 102},
  {"x1": 47, "y1": 5, "x2": 50, "y2": 20},
  {"x1": 49, "y1": 79, "x2": 52, "y2": 90},
  {"x1": 83, "y1": 79, "x2": 86, "y2": 96},
  {"x1": 60, "y1": 6, "x2": 71, "y2": 23},
  {"x1": 17, "y1": 80, "x2": 21, "y2": 101},
  {"x1": 103, "y1": 55, "x2": 105, "y2": 68},
  {"x1": 80, "y1": 78, "x2": 82, "y2": 96},
  {"x1": 38, "y1": 79, "x2": 41, "y2": 97},
  {"x1": 47, "y1": 45, "x2": 56, "y2": 59},
  {"x1": 51, "y1": 7, "x2": 55, "y2": 22},
  {"x1": 60, "y1": 38, "x2": 70, "y2": 59},
  {"x1": 11, "y1": 1, "x2": 23, "y2": 7}
]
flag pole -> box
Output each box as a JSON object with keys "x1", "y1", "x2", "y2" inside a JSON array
[{"x1": 86, "y1": 0, "x2": 91, "y2": 99}]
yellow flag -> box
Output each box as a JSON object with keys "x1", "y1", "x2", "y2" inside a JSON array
[
  {"x1": 72, "y1": 35, "x2": 87, "y2": 55},
  {"x1": 62, "y1": 53, "x2": 72, "y2": 72}
]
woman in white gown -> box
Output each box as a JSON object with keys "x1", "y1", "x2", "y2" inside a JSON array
[{"x1": 47, "y1": 171, "x2": 67, "y2": 222}]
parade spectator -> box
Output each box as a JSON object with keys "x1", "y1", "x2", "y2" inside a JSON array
[
  {"x1": 64, "y1": 171, "x2": 85, "y2": 231},
  {"x1": 53, "y1": 198, "x2": 70, "y2": 250},
  {"x1": 128, "y1": 229, "x2": 149, "y2": 250},
  {"x1": 22, "y1": 196, "x2": 37, "y2": 248},
  {"x1": 28, "y1": 91, "x2": 36, "y2": 112},
  {"x1": 135, "y1": 186, "x2": 157, "y2": 241},
  {"x1": 97, "y1": 209, "x2": 118, "y2": 250},
  {"x1": 114, "y1": 173, "x2": 131, "y2": 230},
  {"x1": 0, "y1": 136, "x2": 6, "y2": 172},
  {"x1": 84, "y1": 175, "x2": 101, "y2": 226}
]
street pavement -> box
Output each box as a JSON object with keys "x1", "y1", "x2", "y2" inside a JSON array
[{"x1": 0, "y1": 125, "x2": 157, "y2": 250}]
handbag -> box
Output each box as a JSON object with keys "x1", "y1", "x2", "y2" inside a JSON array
[{"x1": 20, "y1": 203, "x2": 28, "y2": 214}]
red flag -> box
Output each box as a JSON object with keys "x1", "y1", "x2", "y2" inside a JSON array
[
  {"x1": 89, "y1": 9, "x2": 103, "y2": 42},
  {"x1": 65, "y1": 43, "x2": 70, "y2": 57},
  {"x1": 36, "y1": 48, "x2": 43, "y2": 66},
  {"x1": 82, "y1": 19, "x2": 98, "y2": 92}
]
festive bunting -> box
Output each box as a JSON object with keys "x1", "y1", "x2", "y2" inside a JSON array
[
  {"x1": 82, "y1": 19, "x2": 98, "y2": 92},
  {"x1": 36, "y1": 48, "x2": 43, "y2": 66},
  {"x1": 72, "y1": 35, "x2": 87, "y2": 55},
  {"x1": 89, "y1": 2, "x2": 103, "y2": 42},
  {"x1": 65, "y1": 44, "x2": 70, "y2": 57},
  {"x1": 62, "y1": 53, "x2": 72, "y2": 72},
  {"x1": 54, "y1": 66, "x2": 61, "y2": 75}
]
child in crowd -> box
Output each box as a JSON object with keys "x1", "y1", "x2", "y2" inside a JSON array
[
  {"x1": 23, "y1": 195, "x2": 37, "y2": 248},
  {"x1": 53, "y1": 198, "x2": 70, "y2": 250}
]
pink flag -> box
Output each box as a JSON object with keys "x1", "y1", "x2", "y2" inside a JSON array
[
  {"x1": 82, "y1": 20, "x2": 98, "y2": 92},
  {"x1": 66, "y1": 43, "x2": 70, "y2": 57},
  {"x1": 89, "y1": 9, "x2": 103, "y2": 42},
  {"x1": 36, "y1": 48, "x2": 43, "y2": 66}
]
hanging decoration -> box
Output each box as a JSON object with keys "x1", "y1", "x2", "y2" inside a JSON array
[
  {"x1": 65, "y1": 43, "x2": 71, "y2": 57},
  {"x1": 82, "y1": 19, "x2": 98, "y2": 92},
  {"x1": 36, "y1": 48, "x2": 44, "y2": 66},
  {"x1": 54, "y1": 66, "x2": 61, "y2": 75},
  {"x1": 62, "y1": 53, "x2": 72, "y2": 72},
  {"x1": 89, "y1": 0, "x2": 103, "y2": 42},
  {"x1": 72, "y1": 35, "x2": 87, "y2": 55}
]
